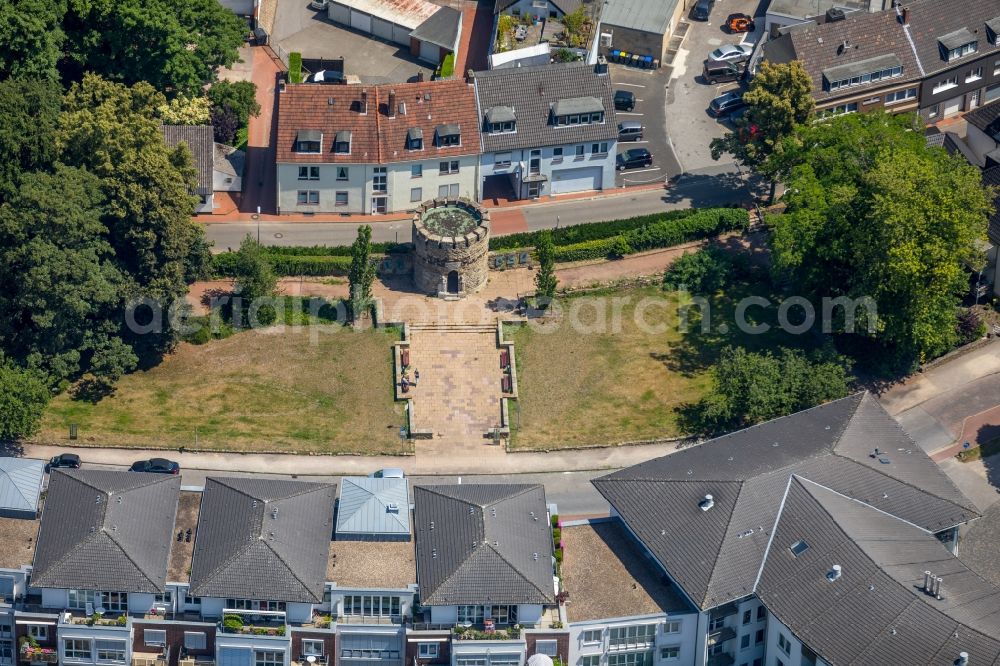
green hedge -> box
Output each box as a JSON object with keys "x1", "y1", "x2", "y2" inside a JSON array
[
  {"x1": 211, "y1": 253, "x2": 356, "y2": 277},
  {"x1": 288, "y1": 52, "x2": 303, "y2": 83},
  {"x1": 261, "y1": 243, "x2": 402, "y2": 257},
  {"x1": 489, "y1": 209, "x2": 703, "y2": 250},
  {"x1": 439, "y1": 52, "x2": 455, "y2": 79}
]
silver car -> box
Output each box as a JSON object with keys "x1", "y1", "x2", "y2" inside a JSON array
[{"x1": 706, "y1": 43, "x2": 753, "y2": 65}]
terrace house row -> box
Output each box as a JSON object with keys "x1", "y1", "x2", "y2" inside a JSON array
[{"x1": 274, "y1": 61, "x2": 618, "y2": 214}]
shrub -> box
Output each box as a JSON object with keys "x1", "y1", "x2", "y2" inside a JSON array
[
  {"x1": 551, "y1": 238, "x2": 617, "y2": 263},
  {"x1": 289, "y1": 52, "x2": 303, "y2": 83},
  {"x1": 439, "y1": 53, "x2": 455, "y2": 79},
  {"x1": 210, "y1": 105, "x2": 239, "y2": 144},
  {"x1": 957, "y1": 308, "x2": 987, "y2": 345},
  {"x1": 663, "y1": 246, "x2": 734, "y2": 294},
  {"x1": 610, "y1": 235, "x2": 632, "y2": 258},
  {"x1": 223, "y1": 615, "x2": 244, "y2": 632},
  {"x1": 212, "y1": 252, "x2": 356, "y2": 278},
  {"x1": 552, "y1": 527, "x2": 561, "y2": 542},
  {"x1": 554, "y1": 548, "x2": 564, "y2": 563},
  {"x1": 550, "y1": 514, "x2": 559, "y2": 527}
]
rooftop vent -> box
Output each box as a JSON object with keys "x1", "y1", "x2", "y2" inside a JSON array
[
  {"x1": 827, "y1": 564, "x2": 843, "y2": 582},
  {"x1": 790, "y1": 540, "x2": 809, "y2": 557},
  {"x1": 272, "y1": 507, "x2": 279, "y2": 519},
  {"x1": 533, "y1": 553, "x2": 538, "y2": 560},
  {"x1": 699, "y1": 494, "x2": 715, "y2": 511},
  {"x1": 386, "y1": 503, "x2": 400, "y2": 513},
  {"x1": 430, "y1": 521, "x2": 435, "y2": 530},
  {"x1": 955, "y1": 652, "x2": 969, "y2": 666},
  {"x1": 327, "y1": 97, "x2": 334, "y2": 106},
  {"x1": 826, "y1": 7, "x2": 846, "y2": 22}
]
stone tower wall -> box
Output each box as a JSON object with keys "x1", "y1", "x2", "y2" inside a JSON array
[{"x1": 411, "y1": 198, "x2": 491, "y2": 296}]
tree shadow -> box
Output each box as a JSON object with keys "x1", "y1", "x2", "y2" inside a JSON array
[
  {"x1": 0, "y1": 440, "x2": 25, "y2": 457},
  {"x1": 71, "y1": 377, "x2": 116, "y2": 404}
]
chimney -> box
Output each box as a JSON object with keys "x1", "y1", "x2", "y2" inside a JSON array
[
  {"x1": 838, "y1": 39, "x2": 850, "y2": 55},
  {"x1": 924, "y1": 571, "x2": 933, "y2": 593},
  {"x1": 934, "y1": 577, "x2": 943, "y2": 599},
  {"x1": 360, "y1": 89, "x2": 368, "y2": 114},
  {"x1": 827, "y1": 564, "x2": 843, "y2": 582},
  {"x1": 699, "y1": 494, "x2": 714, "y2": 511},
  {"x1": 901, "y1": 7, "x2": 910, "y2": 24},
  {"x1": 388, "y1": 89, "x2": 397, "y2": 118},
  {"x1": 466, "y1": 68, "x2": 475, "y2": 84},
  {"x1": 955, "y1": 652, "x2": 969, "y2": 666}
]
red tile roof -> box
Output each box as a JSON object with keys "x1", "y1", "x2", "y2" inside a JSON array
[{"x1": 276, "y1": 80, "x2": 479, "y2": 164}]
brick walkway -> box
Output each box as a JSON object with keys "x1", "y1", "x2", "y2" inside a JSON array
[{"x1": 454, "y1": 1, "x2": 493, "y2": 74}]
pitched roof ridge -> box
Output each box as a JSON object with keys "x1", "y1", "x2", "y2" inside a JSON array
[
  {"x1": 214, "y1": 476, "x2": 329, "y2": 503},
  {"x1": 34, "y1": 527, "x2": 104, "y2": 585},
  {"x1": 102, "y1": 529, "x2": 161, "y2": 591},
  {"x1": 795, "y1": 475, "x2": 935, "y2": 535},
  {"x1": 484, "y1": 540, "x2": 552, "y2": 602},
  {"x1": 751, "y1": 474, "x2": 796, "y2": 595},
  {"x1": 698, "y1": 480, "x2": 752, "y2": 608},
  {"x1": 0, "y1": 464, "x2": 31, "y2": 506},
  {"x1": 192, "y1": 534, "x2": 258, "y2": 594}
]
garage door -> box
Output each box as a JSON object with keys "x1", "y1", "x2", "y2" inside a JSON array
[
  {"x1": 418, "y1": 40, "x2": 439, "y2": 63},
  {"x1": 943, "y1": 95, "x2": 963, "y2": 117},
  {"x1": 372, "y1": 17, "x2": 394, "y2": 41},
  {"x1": 330, "y1": 2, "x2": 350, "y2": 25},
  {"x1": 551, "y1": 166, "x2": 602, "y2": 194},
  {"x1": 350, "y1": 9, "x2": 372, "y2": 33}
]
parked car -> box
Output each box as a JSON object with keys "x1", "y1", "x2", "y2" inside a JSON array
[
  {"x1": 703, "y1": 61, "x2": 744, "y2": 84},
  {"x1": 309, "y1": 70, "x2": 344, "y2": 84},
  {"x1": 46, "y1": 453, "x2": 81, "y2": 472},
  {"x1": 691, "y1": 0, "x2": 714, "y2": 21},
  {"x1": 130, "y1": 458, "x2": 180, "y2": 474},
  {"x1": 613, "y1": 90, "x2": 635, "y2": 111},
  {"x1": 726, "y1": 13, "x2": 755, "y2": 33},
  {"x1": 616, "y1": 148, "x2": 652, "y2": 171},
  {"x1": 309, "y1": 0, "x2": 328, "y2": 9},
  {"x1": 709, "y1": 91, "x2": 746, "y2": 117},
  {"x1": 706, "y1": 44, "x2": 754, "y2": 65},
  {"x1": 618, "y1": 121, "x2": 644, "y2": 141},
  {"x1": 371, "y1": 468, "x2": 405, "y2": 479}
]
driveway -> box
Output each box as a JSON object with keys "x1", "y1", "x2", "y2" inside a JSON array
[
  {"x1": 610, "y1": 64, "x2": 680, "y2": 186},
  {"x1": 664, "y1": 0, "x2": 762, "y2": 174},
  {"x1": 272, "y1": 1, "x2": 435, "y2": 83}
]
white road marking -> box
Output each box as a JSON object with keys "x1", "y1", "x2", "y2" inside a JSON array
[
  {"x1": 616, "y1": 82, "x2": 646, "y2": 88},
  {"x1": 620, "y1": 167, "x2": 661, "y2": 175},
  {"x1": 617, "y1": 112, "x2": 644, "y2": 116}
]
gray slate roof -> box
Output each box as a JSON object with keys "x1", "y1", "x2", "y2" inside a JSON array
[
  {"x1": 593, "y1": 393, "x2": 979, "y2": 611},
  {"x1": 410, "y1": 6, "x2": 461, "y2": 50},
  {"x1": 161, "y1": 125, "x2": 214, "y2": 196},
  {"x1": 600, "y1": 0, "x2": 675, "y2": 35},
  {"x1": 31, "y1": 470, "x2": 180, "y2": 592},
  {"x1": 966, "y1": 101, "x2": 1000, "y2": 140},
  {"x1": 189, "y1": 478, "x2": 335, "y2": 603},
  {"x1": 414, "y1": 484, "x2": 555, "y2": 605},
  {"x1": 907, "y1": 0, "x2": 1000, "y2": 76},
  {"x1": 474, "y1": 62, "x2": 617, "y2": 153},
  {"x1": 984, "y1": 166, "x2": 1000, "y2": 246},
  {"x1": 758, "y1": 477, "x2": 1000, "y2": 665},
  {"x1": 335, "y1": 477, "x2": 410, "y2": 537},
  {"x1": 494, "y1": 0, "x2": 584, "y2": 16},
  {"x1": 0, "y1": 458, "x2": 43, "y2": 515}
]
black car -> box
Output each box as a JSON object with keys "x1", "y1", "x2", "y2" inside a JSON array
[
  {"x1": 709, "y1": 91, "x2": 746, "y2": 117},
  {"x1": 46, "y1": 453, "x2": 81, "y2": 472},
  {"x1": 130, "y1": 458, "x2": 180, "y2": 474},
  {"x1": 616, "y1": 148, "x2": 652, "y2": 171},
  {"x1": 691, "y1": 0, "x2": 714, "y2": 21},
  {"x1": 613, "y1": 90, "x2": 635, "y2": 112}
]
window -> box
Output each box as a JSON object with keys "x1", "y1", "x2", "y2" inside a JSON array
[
  {"x1": 754, "y1": 629, "x2": 764, "y2": 645},
  {"x1": 298, "y1": 166, "x2": 320, "y2": 180},
  {"x1": 488, "y1": 606, "x2": 517, "y2": 625},
  {"x1": 302, "y1": 641, "x2": 324, "y2": 657},
  {"x1": 410, "y1": 187, "x2": 423, "y2": 202},
  {"x1": 103, "y1": 593, "x2": 128, "y2": 612},
  {"x1": 756, "y1": 606, "x2": 766, "y2": 621},
  {"x1": 154, "y1": 591, "x2": 172, "y2": 606},
  {"x1": 933, "y1": 76, "x2": 959, "y2": 93},
  {"x1": 335, "y1": 192, "x2": 348, "y2": 207},
  {"x1": 255, "y1": 651, "x2": 283, "y2": 666},
  {"x1": 660, "y1": 647, "x2": 679, "y2": 661},
  {"x1": 607, "y1": 652, "x2": 652, "y2": 666},
  {"x1": 68, "y1": 590, "x2": 98, "y2": 609},
  {"x1": 64, "y1": 639, "x2": 92, "y2": 661},
  {"x1": 966, "y1": 67, "x2": 983, "y2": 83},
  {"x1": 184, "y1": 594, "x2": 201, "y2": 607},
  {"x1": 439, "y1": 160, "x2": 459, "y2": 175},
  {"x1": 582, "y1": 630, "x2": 602, "y2": 644},
  {"x1": 96, "y1": 640, "x2": 126, "y2": 664},
  {"x1": 488, "y1": 121, "x2": 516, "y2": 134},
  {"x1": 408, "y1": 136, "x2": 423, "y2": 150},
  {"x1": 456, "y1": 659, "x2": 486, "y2": 666},
  {"x1": 946, "y1": 41, "x2": 977, "y2": 61},
  {"x1": 411, "y1": 164, "x2": 423, "y2": 178},
  {"x1": 296, "y1": 140, "x2": 320, "y2": 153},
  {"x1": 336, "y1": 167, "x2": 349, "y2": 181},
  {"x1": 335, "y1": 139, "x2": 351, "y2": 154},
  {"x1": 458, "y1": 605, "x2": 484, "y2": 624},
  {"x1": 826, "y1": 65, "x2": 902, "y2": 91},
  {"x1": 575, "y1": 145, "x2": 585, "y2": 158},
  {"x1": 554, "y1": 112, "x2": 604, "y2": 127},
  {"x1": 820, "y1": 102, "x2": 858, "y2": 117},
  {"x1": 438, "y1": 183, "x2": 459, "y2": 198},
  {"x1": 184, "y1": 632, "x2": 206, "y2": 650},
  {"x1": 664, "y1": 621, "x2": 681, "y2": 634},
  {"x1": 552, "y1": 147, "x2": 563, "y2": 162},
  {"x1": 26, "y1": 626, "x2": 47, "y2": 641},
  {"x1": 789, "y1": 540, "x2": 809, "y2": 557},
  {"x1": 417, "y1": 644, "x2": 438, "y2": 659},
  {"x1": 297, "y1": 190, "x2": 319, "y2": 205},
  {"x1": 437, "y1": 131, "x2": 461, "y2": 147},
  {"x1": 708, "y1": 616, "x2": 726, "y2": 632},
  {"x1": 777, "y1": 633, "x2": 791, "y2": 655},
  {"x1": 342, "y1": 595, "x2": 400, "y2": 616},
  {"x1": 144, "y1": 630, "x2": 166, "y2": 647},
  {"x1": 495, "y1": 153, "x2": 512, "y2": 168},
  {"x1": 372, "y1": 167, "x2": 387, "y2": 193},
  {"x1": 581, "y1": 657, "x2": 600, "y2": 666},
  {"x1": 535, "y1": 641, "x2": 557, "y2": 657},
  {"x1": 591, "y1": 142, "x2": 608, "y2": 155},
  {"x1": 740, "y1": 634, "x2": 750, "y2": 650},
  {"x1": 884, "y1": 88, "x2": 917, "y2": 105},
  {"x1": 742, "y1": 610, "x2": 752, "y2": 625},
  {"x1": 608, "y1": 625, "x2": 656, "y2": 649}
]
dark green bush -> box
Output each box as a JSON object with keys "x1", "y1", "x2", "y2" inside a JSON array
[
  {"x1": 289, "y1": 53, "x2": 303, "y2": 83},
  {"x1": 490, "y1": 209, "x2": 702, "y2": 250}
]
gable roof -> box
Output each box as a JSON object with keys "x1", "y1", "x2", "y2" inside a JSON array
[
  {"x1": 335, "y1": 477, "x2": 410, "y2": 537},
  {"x1": 31, "y1": 470, "x2": 180, "y2": 592},
  {"x1": 757, "y1": 477, "x2": 1000, "y2": 665},
  {"x1": 409, "y1": 6, "x2": 462, "y2": 49},
  {"x1": 0, "y1": 458, "x2": 43, "y2": 515},
  {"x1": 474, "y1": 62, "x2": 617, "y2": 153},
  {"x1": 413, "y1": 484, "x2": 555, "y2": 605},
  {"x1": 593, "y1": 392, "x2": 979, "y2": 611},
  {"x1": 967, "y1": 101, "x2": 1000, "y2": 141},
  {"x1": 189, "y1": 478, "x2": 335, "y2": 603},
  {"x1": 905, "y1": 0, "x2": 1000, "y2": 76},
  {"x1": 161, "y1": 125, "x2": 214, "y2": 195}
]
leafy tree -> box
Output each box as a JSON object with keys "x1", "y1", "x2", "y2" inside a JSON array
[
  {"x1": 210, "y1": 105, "x2": 240, "y2": 145},
  {"x1": 231, "y1": 235, "x2": 277, "y2": 326},
  {"x1": 534, "y1": 229, "x2": 558, "y2": 302},
  {"x1": 768, "y1": 112, "x2": 994, "y2": 367},
  {"x1": 664, "y1": 246, "x2": 733, "y2": 295},
  {"x1": 710, "y1": 61, "x2": 814, "y2": 201},
  {"x1": 348, "y1": 225, "x2": 377, "y2": 319},
  {"x1": 680, "y1": 346, "x2": 852, "y2": 434},
  {"x1": 0, "y1": 355, "x2": 50, "y2": 441},
  {"x1": 207, "y1": 81, "x2": 260, "y2": 127},
  {"x1": 0, "y1": 78, "x2": 63, "y2": 203},
  {"x1": 0, "y1": 0, "x2": 66, "y2": 82},
  {"x1": 62, "y1": 0, "x2": 246, "y2": 95},
  {"x1": 158, "y1": 94, "x2": 212, "y2": 125}
]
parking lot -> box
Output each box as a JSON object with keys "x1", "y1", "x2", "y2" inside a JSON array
[
  {"x1": 610, "y1": 64, "x2": 681, "y2": 186},
  {"x1": 271, "y1": 1, "x2": 435, "y2": 84}
]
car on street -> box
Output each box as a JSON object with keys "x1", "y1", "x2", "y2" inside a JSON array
[
  {"x1": 703, "y1": 61, "x2": 745, "y2": 84},
  {"x1": 618, "y1": 121, "x2": 644, "y2": 141},
  {"x1": 691, "y1": 0, "x2": 714, "y2": 21},
  {"x1": 309, "y1": 70, "x2": 344, "y2": 84},
  {"x1": 130, "y1": 458, "x2": 180, "y2": 474},
  {"x1": 613, "y1": 90, "x2": 635, "y2": 111},
  {"x1": 616, "y1": 148, "x2": 652, "y2": 171},
  {"x1": 726, "y1": 13, "x2": 755, "y2": 33},
  {"x1": 46, "y1": 453, "x2": 81, "y2": 472},
  {"x1": 371, "y1": 468, "x2": 405, "y2": 479},
  {"x1": 709, "y1": 91, "x2": 746, "y2": 117},
  {"x1": 706, "y1": 44, "x2": 754, "y2": 65}
]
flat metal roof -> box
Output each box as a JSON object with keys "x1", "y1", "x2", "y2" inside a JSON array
[
  {"x1": 0, "y1": 458, "x2": 43, "y2": 514},
  {"x1": 336, "y1": 477, "x2": 410, "y2": 536}
]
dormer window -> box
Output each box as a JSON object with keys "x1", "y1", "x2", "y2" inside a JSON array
[
  {"x1": 295, "y1": 130, "x2": 322, "y2": 153},
  {"x1": 551, "y1": 97, "x2": 605, "y2": 127},
  {"x1": 407, "y1": 127, "x2": 423, "y2": 150},
  {"x1": 939, "y1": 29, "x2": 978, "y2": 61},
  {"x1": 485, "y1": 106, "x2": 516, "y2": 134},
  {"x1": 987, "y1": 17, "x2": 1000, "y2": 46},
  {"x1": 435, "y1": 124, "x2": 461, "y2": 147},
  {"x1": 822, "y1": 55, "x2": 903, "y2": 91},
  {"x1": 334, "y1": 130, "x2": 351, "y2": 154}
]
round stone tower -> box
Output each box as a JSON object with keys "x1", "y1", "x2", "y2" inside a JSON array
[{"x1": 411, "y1": 197, "x2": 490, "y2": 297}]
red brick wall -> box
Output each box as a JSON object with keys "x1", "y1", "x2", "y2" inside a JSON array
[
  {"x1": 131, "y1": 622, "x2": 216, "y2": 666},
  {"x1": 290, "y1": 629, "x2": 336, "y2": 663},
  {"x1": 404, "y1": 634, "x2": 451, "y2": 666},
  {"x1": 525, "y1": 632, "x2": 570, "y2": 662}
]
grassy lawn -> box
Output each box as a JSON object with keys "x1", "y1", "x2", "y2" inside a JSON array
[
  {"x1": 38, "y1": 326, "x2": 406, "y2": 454},
  {"x1": 508, "y1": 280, "x2": 816, "y2": 450},
  {"x1": 957, "y1": 437, "x2": 1000, "y2": 462}
]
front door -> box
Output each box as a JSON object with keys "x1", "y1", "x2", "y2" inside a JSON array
[
  {"x1": 527, "y1": 182, "x2": 541, "y2": 198},
  {"x1": 447, "y1": 270, "x2": 459, "y2": 293},
  {"x1": 372, "y1": 196, "x2": 387, "y2": 214}
]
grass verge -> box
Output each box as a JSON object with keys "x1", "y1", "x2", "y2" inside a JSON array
[{"x1": 957, "y1": 437, "x2": 1000, "y2": 462}]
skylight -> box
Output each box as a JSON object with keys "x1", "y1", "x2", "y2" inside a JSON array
[{"x1": 790, "y1": 540, "x2": 810, "y2": 557}]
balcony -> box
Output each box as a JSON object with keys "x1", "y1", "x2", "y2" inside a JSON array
[
  {"x1": 707, "y1": 627, "x2": 736, "y2": 647},
  {"x1": 219, "y1": 609, "x2": 287, "y2": 638},
  {"x1": 452, "y1": 625, "x2": 523, "y2": 641},
  {"x1": 19, "y1": 645, "x2": 58, "y2": 665},
  {"x1": 291, "y1": 657, "x2": 329, "y2": 666},
  {"x1": 706, "y1": 655, "x2": 734, "y2": 666},
  {"x1": 132, "y1": 650, "x2": 169, "y2": 666},
  {"x1": 179, "y1": 658, "x2": 216, "y2": 666},
  {"x1": 333, "y1": 614, "x2": 400, "y2": 626}
]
